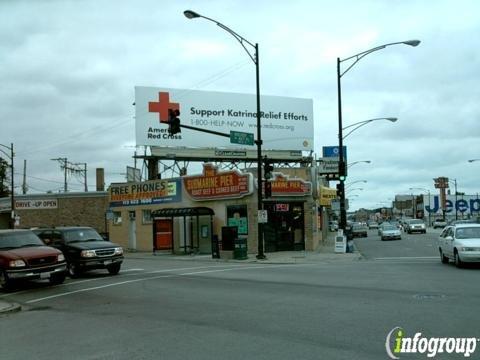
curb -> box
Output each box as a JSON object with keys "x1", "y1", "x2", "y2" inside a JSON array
[{"x1": 0, "y1": 302, "x2": 22, "y2": 315}]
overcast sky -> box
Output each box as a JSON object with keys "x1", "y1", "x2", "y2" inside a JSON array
[{"x1": 1, "y1": 0, "x2": 479, "y2": 211}]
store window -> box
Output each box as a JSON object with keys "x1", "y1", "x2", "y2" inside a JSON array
[
  {"x1": 227, "y1": 205, "x2": 248, "y2": 235},
  {"x1": 142, "y1": 210, "x2": 152, "y2": 224},
  {"x1": 113, "y1": 211, "x2": 122, "y2": 225}
]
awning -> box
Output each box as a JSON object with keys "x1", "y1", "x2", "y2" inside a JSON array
[{"x1": 151, "y1": 207, "x2": 214, "y2": 218}]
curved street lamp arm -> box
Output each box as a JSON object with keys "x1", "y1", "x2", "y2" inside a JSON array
[
  {"x1": 339, "y1": 40, "x2": 420, "y2": 78},
  {"x1": 184, "y1": 10, "x2": 257, "y2": 64},
  {"x1": 342, "y1": 117, "x2": 397, "y2": 139},
  {"x1": 345, "y1": 180, "x2": 367, "y2": 189},
  {"x1": 0, "y1": 148, "x2": 10, "y2": 159}
]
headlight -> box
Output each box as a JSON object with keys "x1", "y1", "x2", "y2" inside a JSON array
[
  {"x1": 460, "y1": 247, "x2": 480, "y2": 252},
  {"x1": 9, "y1": 259, "x2": 26, "y2": 267},
  {"x1": 80, "y1": 250, "x2": 96, "y2": 258},
  {"x1": 114, "y1": 247, "x2": 123, "y2": 255},
  {"x1": 57, "y1": 254, "x2": 65, "y2": 262}
]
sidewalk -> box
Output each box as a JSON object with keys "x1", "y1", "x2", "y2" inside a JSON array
[{"x1": 125, "y1": 233, "x2": 362, "y2": 264}]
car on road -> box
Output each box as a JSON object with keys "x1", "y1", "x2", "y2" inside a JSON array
[
  {"x1": 380, "y1": 225, "x2": 402, "y2": 241},
  {"x1": 0, "y1": 229, "x2": 66, "y2": 290},
  {"x1": 438, "y1": 224, "x2": 480, "y2": 267},
  {"x1": 352, "y1": 223, "x2": 368, "y2": 238},
  {"x1": 34, "y1": 227, "x2": 124, "y2": 278},
  {"x1": 404, "y1": 219, "x2": 427, "y2": 234},
  {"x1": 432, "y1": 219, "x2": 447, "y2": 229},
  {"x1": 377, "y1": 222, "x2": 393, "y2": 236},
  {"x1": 367, "y1": 221, "x2": 379, "y2": 229}
]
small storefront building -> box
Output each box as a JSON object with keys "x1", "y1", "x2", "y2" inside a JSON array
[
  {"x1": 0, "y1": 192, "x2": 109, "y2": 234},
  {"x1": 108, "y1": 163, "x2": 323, "y2": 254}
]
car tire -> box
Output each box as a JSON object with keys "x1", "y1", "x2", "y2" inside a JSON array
[
  {"x1": 0, "y1": 270, "x2": 14, "y2": 290},
  {"x1": 67, "y1": 263, "x2": 82, "y2": 278},
  {"x1": 49, "y1": 272, "x2": 66, "y2": 285},
  {"x1": 107, "y1": 263, "x2": 121, "y2": 275},
  {"x1": 454, "y1": 250, "x2": 463, "y2": 268},
  {"x1": 439, "y1": 249, "x2": 449, "y2": 264}
]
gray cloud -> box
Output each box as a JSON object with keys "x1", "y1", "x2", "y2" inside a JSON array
[{"x1": 1, "y1": 0, "x2": 479, "y2": 210}]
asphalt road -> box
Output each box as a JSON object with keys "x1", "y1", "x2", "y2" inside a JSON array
[
  {"x1": 1, "y1": 230, "x2": 479, "y2": 360},
  {"x1": 354, "y1": 227, "x2": 442, "y2": 260}
]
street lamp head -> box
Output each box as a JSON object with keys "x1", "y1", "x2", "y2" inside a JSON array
[
  {"x1": 403, "y1": 40, "x2": 421, "y2": 47},
  {"x1": 386, "y1": 117, "x2": 398, "y2": 122},
  {"x1": 184, "y1": 10, "x2": 201, "y2": 19}
]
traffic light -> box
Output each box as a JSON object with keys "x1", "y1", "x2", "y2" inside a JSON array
[
  {"x1": 264, "y1": 157, "x2": 274, "y2": 180},
  {"x1": 338, "y1": 161, "x2": 347, "y2": 181},
  {"x1": 336, "y1": 183, "x2": 344, "y2": 198},
  {"x1": 168, "y1": 109, "x2": 181, "y2": 135},
  {"x1": 263, "y1": 157, "x2": 274, "y2": 198}
]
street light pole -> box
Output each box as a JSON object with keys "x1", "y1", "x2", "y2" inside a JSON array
[
  {"x1": 336, "y1": 39, "x2": 420, "y2": 234},
  {"x1": 184, "y1": 10, "x2": 266, "y2": 259}
]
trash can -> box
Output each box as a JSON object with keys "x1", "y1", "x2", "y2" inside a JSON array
[
  {"x1": 211, "y1": 235, "x2": 220, "y2": 259},
  {"x1": 234, "y1": 237, "x2": 248, "y2": 260}
]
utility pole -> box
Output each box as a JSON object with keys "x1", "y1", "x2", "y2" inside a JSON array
[
  {"x1": 22, "y1": 159, "x2": 27, "y2": 194},
  {"x1": 73, "y1": 162, "x2": 88, "y2": 192},
  {"x1": 51, "y1": 158, "x2": 86, "y2": 192}
]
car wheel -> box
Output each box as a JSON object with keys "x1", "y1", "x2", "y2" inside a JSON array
[
  {"x1": 0, "y1": 270, "x2": 14, "y2": 290},
  {"x1": 439, "y1": 249, "x2": 449, "y2": 264},
  {"x1": 49, "y1": 272, "x2": 66, "y2": 285},
  {"x1": 67, "y1": 263, "x2": 82, "y2": 278},
  {"x1": 107, "y1": 263, "x2": 121, "y2": 275},
  {"x1": 454, "y1": 250, "x2": 463, "y2": 268}
]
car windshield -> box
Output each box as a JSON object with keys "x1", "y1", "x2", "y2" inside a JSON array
[
  {"x1": 353, "y1": 225, "x2": 366, "y2": 230},
  {"x1": 63, "y1": 229, "x2": 104, "y2": 243},
  {"x1": 410, "y1": 220, "x2": 424, "y2": 224},
  {"x1": 0, "y1": 231, "x2": 45, "y2": 249},
  {"x1": 383, "y1": 225, "x2": 397, "y2": 231},
  {"x1": 455, "y1": 227, "x2": 480, "y2": 239}
]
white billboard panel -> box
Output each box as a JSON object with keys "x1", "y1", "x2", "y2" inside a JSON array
[{"x1": 135, "y1": 86, "x2": 314, "y2": 151}]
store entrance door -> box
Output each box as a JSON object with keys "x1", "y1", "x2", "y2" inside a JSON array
[
  {"x1": 154, "y1": 219, "x2": 173, "y2": 250},
  {"x1": 263, "y1": 202, "x2": 305, "y2": 252}
]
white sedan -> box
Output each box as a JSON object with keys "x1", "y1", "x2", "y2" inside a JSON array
[{"x1": 438, "y1": 224, "x2": 480, "y2": 267}]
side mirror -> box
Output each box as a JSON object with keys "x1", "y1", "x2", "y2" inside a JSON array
[{"x1": 445, "y1": 236, "x2": 453, "y2": 241}]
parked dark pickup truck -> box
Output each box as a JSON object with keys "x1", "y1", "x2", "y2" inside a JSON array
[
  {"x1": 0, "y1": 229, "x2": 66, "y2": 290},
  {"x1": 34, "y1": 227, "x2": 124, "y2": 278}
]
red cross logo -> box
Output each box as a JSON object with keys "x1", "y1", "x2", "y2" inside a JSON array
[{"x1": 148, "y1": 92, "x2": 180, "y2": 123}]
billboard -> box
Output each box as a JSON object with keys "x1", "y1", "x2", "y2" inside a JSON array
[{"x1": 135, "y1": 86, "x2": 314, "y2": 151}]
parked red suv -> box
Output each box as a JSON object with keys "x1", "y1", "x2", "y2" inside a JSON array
[{"x1": 0, "y1": 229, "x2": 67, "y2": 290}]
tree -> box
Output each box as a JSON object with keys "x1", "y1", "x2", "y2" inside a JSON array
[{"x1": 0, "y1": 157, "x2": 10, "y2": 197}]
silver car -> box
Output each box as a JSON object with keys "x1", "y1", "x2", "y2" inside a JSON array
[
  {"x1": 405, "y1": 219, "x2": 426, "y2": 234},
  {"x1": 438, "y1": 224, "x2": 480, "y2": 267},
  {"x1": 381, "y1": 225, "x2": 402, "y2": 241}
]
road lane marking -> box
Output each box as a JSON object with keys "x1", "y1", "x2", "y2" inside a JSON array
[
  {"x1": 374, "y1": 256, "x2": 438, "y2": 260},
  {"x1": 24, "y1": 264, "x2": 309, "y2": 304},
  {"x1": 0, "y1": 265, "x2": 243, "y2": 298}
]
